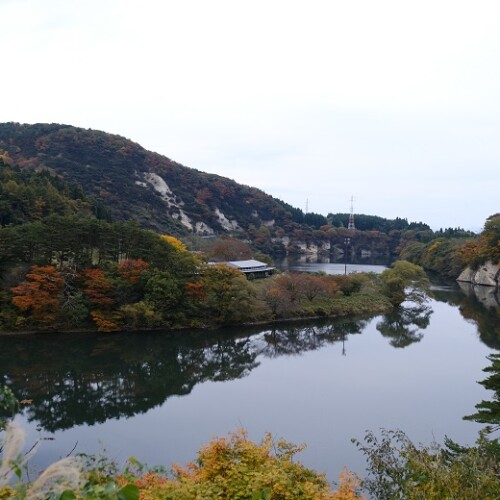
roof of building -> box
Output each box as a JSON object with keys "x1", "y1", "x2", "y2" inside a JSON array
[
  {"x1": 208, "y1": 259, "x2": 275, "y2": 273},
  {"x1": 227, "y1": 260, "x2": 270, "y2": 268}
]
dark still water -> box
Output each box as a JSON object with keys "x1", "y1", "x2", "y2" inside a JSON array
[{"x1": 1, "y1": 279, "x2": 499, "y2": 484}]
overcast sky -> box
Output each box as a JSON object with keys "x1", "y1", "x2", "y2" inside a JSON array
[{"x1": 2, "y1": 0, "x2": 499, "y2": 230}]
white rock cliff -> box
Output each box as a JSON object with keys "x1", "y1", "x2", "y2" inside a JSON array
[{"x1": 457, "y1": 261, "x2": 500, "y2": 288}]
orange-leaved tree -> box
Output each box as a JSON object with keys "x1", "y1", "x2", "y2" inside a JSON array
[
  {"x1": 117, "y1": 259, "x2": 149, "y2": 285},
  {"x1": 11, "y1": 265, "x2": 64, "y2": 326},
  {"x1": 82, "y1": 268, "x2": 119, "y2": 331}
]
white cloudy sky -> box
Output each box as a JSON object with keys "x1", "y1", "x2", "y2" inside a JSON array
[{"x1": 2, "y1": 0, "x2": 499, "y2": 230}]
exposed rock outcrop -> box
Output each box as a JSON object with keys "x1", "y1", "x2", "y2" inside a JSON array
[{"x1": 457, "y1": 261, "x2": 500, "y2": 288}]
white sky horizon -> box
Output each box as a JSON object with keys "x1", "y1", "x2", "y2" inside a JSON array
[{"x1": 1, "y1": 0, "x2": 499, "y2": 231}]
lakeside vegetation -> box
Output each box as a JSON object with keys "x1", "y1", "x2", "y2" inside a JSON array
[
  {"x1": 0, "y1": 164, "x2": 434, "y2": 334},
  {"x1": 400, "y1": 213, "x2": 500, "y2": 278},
  {"x1": 0, "y1": 211, "x2": 402, "y2": 333}
]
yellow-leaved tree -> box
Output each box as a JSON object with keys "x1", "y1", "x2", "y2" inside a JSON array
[
  {"x1": 160, "y1": 235, "x2": 187, "y2": 252},
  {"x1": 136, "y1": 429, "x2": 363, "y2": 499}
]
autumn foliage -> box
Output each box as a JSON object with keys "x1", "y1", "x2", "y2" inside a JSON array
[
  {"x1": 11, "y1": 266, "x2": 64, "y2": 325},
  {"x1": 117, "y1": 259, "x2": 149, "y2": 284},
  {"x1": 160, "y1": 235, "x2": 187, "y2": 252},
  {"x1": 136, "y1": 429, "x2": 363, "y2": 499},
  {"x1": 83, "y1": 269, "x2": 114, "y2": 308},
  {"x1": 400, "y1": 213, "x2": 500, "y2": 277}
]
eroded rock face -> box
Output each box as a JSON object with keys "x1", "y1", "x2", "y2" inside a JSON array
[{"x1": 457, "y1": 261, "x2": 500, "y2": 287}]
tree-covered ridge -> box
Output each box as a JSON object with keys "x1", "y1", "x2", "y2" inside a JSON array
[
  {"x1": 2, "y1": 122, "x2": 478, "y2": 259},
  {"x1": 0, "y1": 161, "x2": 95, "y2": 226},
  {"x1": 327, "y1": 213, "x2": 431, "y2": 233},
  {"x1": 0, "y1": 122, "x2": 317, "y2": 236}
]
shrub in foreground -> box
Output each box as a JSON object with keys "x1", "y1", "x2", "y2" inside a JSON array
[
  {"x1": 353, "y1": 429, "x2": 500, "y2": 499},
  {"x1": 135, "y1": 429, "x2": 362, "y2": 499},
  {"x1": 0, "y1": 422, "x2": 362, "y2": 499}
]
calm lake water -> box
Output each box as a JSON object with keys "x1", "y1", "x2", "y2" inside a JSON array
[
  {"x1": 1, "y1": 266, "x2": 499, "y2": 485},
  {"x1": 275, "y1": 255, "x2": 391, "y2": 275}
]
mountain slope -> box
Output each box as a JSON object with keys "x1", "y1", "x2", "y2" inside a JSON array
[{"x1": 0, "y1": 122, "x2": 302, "y2": 235}]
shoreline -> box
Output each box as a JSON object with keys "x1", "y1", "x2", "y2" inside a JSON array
[{"x1": 0, "y1": 301, "x2": 393, "y2": 337}]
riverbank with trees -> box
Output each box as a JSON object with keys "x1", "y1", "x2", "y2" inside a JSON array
[
  {"x1": 400, "y1": 213, "x2": 500, "y2": 280},
  {"x1": 0, "y1": 211, "x2": 436, "y2": 334}
]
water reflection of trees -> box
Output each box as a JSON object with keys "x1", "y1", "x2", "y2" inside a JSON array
[
  {"x1": 376, "y1": 304, "x2": 432, "y2": 348},
  {"x1": 0, "y1": 331, "x2": 261, "y2": 432},
  {"x1": 260, "y1": 320, "x2": 367, "y2": 358},
  {"x1": 0, "y1": 319, "x2": 368, "y2": 432},
  {"x1": 432, "y1": 282, "x2": 500, "y2": 349}
]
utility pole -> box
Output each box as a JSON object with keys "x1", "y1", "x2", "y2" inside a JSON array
[
  {"x1": 344, "y1": 236, "x2": 350, "y2": 275},
  {"x1": 345, "y1": 196, "x2": 354, "y2": 274}
]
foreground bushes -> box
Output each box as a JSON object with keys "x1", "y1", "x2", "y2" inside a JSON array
[
  {"x1": 354, "y1": 429, "x2": 500, "y2": 499},
  {"x1": 0, "y1": 424, "x2": 361, "y2": 500},
  {"x1": 2, "y1": 423, "x2": 499, "y2": 499},
  {"x1": 135, "y1": 429, "x2": 361, "y2": 499}
]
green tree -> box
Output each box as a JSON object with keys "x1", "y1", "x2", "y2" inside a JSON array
[
  {"x1": 119, "y1": 301, "x2": 162, "y2": 330},
  {"x1": 354, "y1": 429, "x2": 500, "y2": 499},
  {"x1": 201, "y1": 265, "x2": 264, "y2": 324},
  {"x1": 143, "y1": 270, "x2": 182, "y2": 321},
  {"x1": 464, "y1": 353, "x2": 500, "y2": 432},
  {"x1": 379, "y1": 261, "x2": 430, "y2": 307}
]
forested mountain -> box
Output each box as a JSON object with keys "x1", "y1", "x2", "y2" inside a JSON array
[
  {"x1": 0, "y1": 122, "x2": 307, "y2": 235},
  {"x1": 0, "y1": 122, "x2": 476, "y2": 258}
]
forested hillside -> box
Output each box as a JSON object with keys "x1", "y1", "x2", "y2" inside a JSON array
[
  {"x1": 0, "y1": 162, "x2": 96, "y2": 225},
  {"x1": 0, "y1": 123, "x2": 308, "y2": 235},
  {"x1": 0, "y1": 122, "x2": 478, "y2": 259}
]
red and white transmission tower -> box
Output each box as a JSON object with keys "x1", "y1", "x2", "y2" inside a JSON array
[{"x1": 348, "y1": 196, "x2": 355, "y2": 230}]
